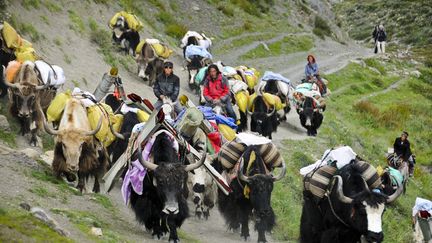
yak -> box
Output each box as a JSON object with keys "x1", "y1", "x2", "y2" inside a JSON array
[
  {"x1": 217, "y1": 146, "x2": 286, "y2": 243},
  {"x1": 298, "y1": 96, "x2": 323, "y2": 136},
  {"x1": 111, "y1": 16, "x2": 140, "y2": 56},
  {"x1": 136, "y1": 42, "x2": 164, "y2": 86},
  {"x1": 188, "y1": 166, "x2": 217, "y2": 220},
  {"x1": 263, "y1": 79, "x2": 291, "y2": 121},
  {"x1": 43, "y1": 98, "x2": 109, "y2": 193},
  {"x1": 132, "y1": 131, "x2": 205, "y2": 243},
  {"x1": 300, "y1": 163, "x2": 403, "y2": 243},
  {"x1": 249, "y1": 95, "x2": 278, "y2": 139},
  {"x1": 6, "y1": 61, "x2": 54, "y2": 146}
]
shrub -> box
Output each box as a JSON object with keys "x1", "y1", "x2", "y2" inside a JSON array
[
  {"x1": 313, "y1": 15, "x2": 332, "y2": 39},
  {"x1": 378, "y1": 103, "x2": 411, "y2": 128},
  {"x1": 165, "y1": 23, "x2": 187, "y2": 39},
  {"x1": 68, "y1": 10, "x2": 85, "y2": 34},
  {"x1": 20, "y1": 23, "x2": 42, "y2": 42},
  {"x1": 157, "y1": 11, "x2": 174, "y2": 25},
  {"x1": 243, "y1": 21, "x2": 253, "y2": 31},
  {"x1": 149, "y1": 0, "x2": 165, "y2": 10},
  {"x1": 217, "y1": 4, "x2": 234, "y2": 17},
  {"x1": 44, "y1": 0, "x2": 62, "y2": 12},
  {"x1": 353, "y1": 100, "x2": 380, "y2": 117},
  {"x1": 22, "y1": 0, "x2": 40, "y2": 10}
]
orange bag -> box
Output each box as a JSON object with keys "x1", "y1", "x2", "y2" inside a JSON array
[{"x1": 5, "y1": 60, "x2": 22, "y2": 83}]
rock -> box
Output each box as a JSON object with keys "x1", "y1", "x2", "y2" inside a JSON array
[
  {"x1": 410, "y1": 70, "x2": 421, "y2": 78},
  {"x1": 20, "y1": 148, "x2": 40, "y2": 159},
  {"x1": 40, "y1": 150, "x2": 54, "y2": 166},
  {"x1": 30, "y1": 207, "x2": 69, "y2": 236},
  {"x1": 0, "y1": 115, "x2": 10, "y2": 131},
  {"x1": 90, "y1": 227, "x2": 103, "y2": 236},
  {"x1": 261, "y1": 42, "x2": 270, "y2": 51},
  {"x1": 350, "y1": 59, "x2": 366, "y2": 68},
  {"x1": 192, "y1": 6, "x2": 200, "y2": 11},
  {"x1": 19, "y1": 202, "x2": 31, "y2": 211}
]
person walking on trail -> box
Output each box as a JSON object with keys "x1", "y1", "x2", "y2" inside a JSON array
[
  {"x1": 373, "y1": 24, "x2": 387, "y2": 54},
  {"x1": 203, "y1": 64, "x2": 237, "y2": 121},
  {"x1": 153, "y1": 61, "x2": 182, "y2": 114},
  {"x1": 304, "y1": 55, "x2": 327, "y2": 95},
  {"x1": 393, "y1": 131, "x2": 415, "y2": 177},
  {"x1": 372, "y1": 25, "x2": 379, "y2": 53}
]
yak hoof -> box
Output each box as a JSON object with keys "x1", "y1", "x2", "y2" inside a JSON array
[
  {"x1": 203, "y1": 210, "x2": 210, "y2": 220},
  {"x1": 169, "y1": 239, "x2": 180, "y2": 243},
  {"x1": 195, "y1": 211, "x2": 202, "y2": 219},
  {"x1": 242, "y1": 236, "x2": 251, "y2": 242}
]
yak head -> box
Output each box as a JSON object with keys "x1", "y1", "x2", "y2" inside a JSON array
[
  {"x1": 43, "y1": 98, "x2": 102, "y2": 172},
  {"x1": 249, "y1": 95, "x2": 275, "y2": 137},
  {"x1": 331, "y1": 171, "x2": 403, "y2": 243},
  {"x1": 237, "y1": 148, "x2": 286, "y2": 223},
  {"x1": 137, "y1": 132, "x2": 205, "y2": 215},
  {"x1": 6, "y1": 62, "x2": 49, "y2": 118},
  {"x1": 299, "y1": 96, "x2": 318, "y2": 127}
]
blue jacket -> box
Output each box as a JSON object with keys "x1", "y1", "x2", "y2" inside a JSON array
[{"x1": 305, "y1": 63, "x2": 319, "y2": 77}]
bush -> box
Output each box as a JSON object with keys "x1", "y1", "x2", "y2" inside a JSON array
[
  {"x1": 165, "y1": 24, "x2": 187, "y2": 39},
  {"x1": 68, "y1": 10, "x2": 85, "y2": 34},
  {"x1": 157, "y1": 11, "x2": 174, "y2": 25},
  {"x1": 217, "y1": 4, "x2": 234, "y2": 17},
  {"x1": 353, "y1": 100, "x2": 380, "y2": 117},
  {"x1": 313, "y1": 15, "x2": 332, "y2": 39},
  {"x1": 22, "y1": 0, "x2": 40, "y2": 10}
]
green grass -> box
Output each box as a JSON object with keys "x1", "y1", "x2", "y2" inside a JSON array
[
  {"x1": 240, "y1": 35, "x2": 314, "y2": 59},
  {"x1": 217, "y1": 4, "x2": 235, "y2": 17},
  {"x1": 178, "y1": 230, "x2": 202, "y2": 243},
  {"x1": 53, "y1": 37, "x2": 62, "y2": 46},
  {"x1": 166, "y1": 23, "x2": 188, "y2": 39},
  {"x1": 44, "y1": 0, "x2": 62, "y2": 12},
  {"x1": 40, "y1": 15, "x2": 49, "y2": 25},
  {"x1": 0, "y1": 207, "x2": 72, "y2": 242},
  {"x1": 91, "y1": 194, "x2": 115, "y2": 211},
  {"x1": 29, "y1": 185, "x2": 57, "y2": 198},
  {"x1": 273, "y1": 58, "x2": 432, "y2": 242},
  {"x1": 68, "y1": 10, "x2": 85, "y2": 34},
  {"x1": 22, "y1": 0, "x2": 41, "y2": 10},
  {"x1": 0, "y1": 129, "x2": 16, "y2": 148},
  {"x1": 63, "y1": 53, "x2": 72, "y2": 64},
  {"x1": 51, "y1": 209, "x2": 126, "y2": 242}
]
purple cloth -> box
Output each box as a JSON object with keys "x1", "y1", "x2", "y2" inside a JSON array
[{"x1": 121, "y1": 159, "x2": 147, "y2": 205}]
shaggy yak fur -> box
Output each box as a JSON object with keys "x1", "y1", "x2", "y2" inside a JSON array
[
  {"x1": 217, "y1": 146, "x2": 277, "y2": 243},
  {"x1": 130, "y1": 132, "x2": 190, "y2": 243},
  {"x1": 300, "y1": 163, "x2": 388, "y2": 243},
  {"x1": 136, "y1": 42, "x2": 164, "y2": 86},
  {"x1": 298, "y1": 96, "x2": 323, "y2": 136},
  {"x1": 250, "y1": 95, "x2": 279, "y2": 139},
  {"x1": 0, "y1": 40, "x2": 16, "y2": 98}
]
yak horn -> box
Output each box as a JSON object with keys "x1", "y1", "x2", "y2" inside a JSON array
[
  {"x1": 185, "y1": 153, "x2": 206, "y2": 172},
  {"x1": 272, "y1": 159, "x2": 286, "y2": 181},
  {"x1": 36, "y1": 74, "x2": 51, "y2": 90},
  {"x1": 334, "y1": 175, "x2": 354, "y2": 204},
  {"x1": 137, "y1": 144, "x2": 158, "y2": 171},
  {"x1": 238, "y1": 158, "x2": 250, "y2": 183},
  {"x1": 42, "y1": 113, "x2": 59, "y2": 135},
  {"x1": 266, "y1": 108, "x2": 276, "y2": 117},
  {"x1": 84, "y1": 116, "x2": 103, "y2": 136},
  {"x1": 386, "y1": 180, "x2": 404, "y2": 203},
  {"x1": 109, "y1": 118, "x2": 125, "y2": 140}
]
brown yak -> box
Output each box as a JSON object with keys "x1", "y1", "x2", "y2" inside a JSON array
[
  {"x1": 5, "y1": 61, "x2": 54, "y2": 146},
  {"x1": 43, "y1": 98, "x2": 109, "y2": 193}
]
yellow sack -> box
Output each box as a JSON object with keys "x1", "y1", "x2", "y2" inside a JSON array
[
  {"x1": 5, "y1": 60, "x2": 22, "y2": 83},
  {"x1": 152, "y1": 43, "x2": 173, "y2": 59},
  {"x1": 104, "y1": 114, "x2": 124, "y2": 147},
  {"x1": 109, "y1": 11, "x2": 143, "y2": 32},
  {"x1": 135, "y1": 40, "x2": 145, "y2": 54},
  {"x1": 245, "y1": 75, "x2": 257, "y2": 90},
  {"x1": 15, "y1": 46, "x2": 37, "y2": 62},
  {"x1": 218, "y1": 124, "x2": 236, "y2": 141},
  {"x1": 376, "y1": 165, "x2": 384, "y2": 177},
  {"x1": 235, "y1": 91, "x2": 249, "y2": 113},
  {"x1": 262, "y1": 93, "x2": 276, "y2": 106},
  {"x1": 248, "y1": 93, "x2": 257, "y2": 111},
  {"x1": 2, "y1": 22, "x2": 21, "y2": 49},
  {"x1": 87, "y1": 103, "x2": 113, "y2": 146},
  {"x1": 137, "y1": 110, "x2": 149, "y2": 122},
  {"x1": 233, "y1": 74, "x2": 242, "y2": 81},
  {"x1": 274, "y1": 95, "x2": 284, "y2": 111},
  {"x1": 47, "y1": 90, "x2": 72, "y2": 122}
]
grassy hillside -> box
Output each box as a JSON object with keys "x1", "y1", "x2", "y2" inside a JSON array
[
  {"x1": 273, "y1": 57, "x2": 432, "y2": 242},
  {"x1": 334, "y1": 0, "x2": 432, "y2": 47}
]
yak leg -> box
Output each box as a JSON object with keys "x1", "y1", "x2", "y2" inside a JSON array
[
  {"x1": 240, "y1": 207, "x2": 250, "y2": 241},
  {"x1": 167, "y1": 216, "x2": 179, "y2": 243},
  {"x1": 77, "y1": 171, "x2": 86, "y2": 193},
  {"x1": 29, "y1": 120, "x2": 39, "y2": 147},
  {"x1": 92, "y1": 173, "x2": 101, "y2": 193},
  {"x1": 151, "y1": 215, "x2": 165, "y2": 240}
]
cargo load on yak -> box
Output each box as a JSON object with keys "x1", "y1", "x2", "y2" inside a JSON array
[
  {"x1": 300, "y1": 146, "x2": 382, "y2": 201},
  {"x1": 180, "y1": 31, "x2": 212, "y2": 50},
  {"x1": 34, "y1": 60, "x2": 66, "y2": 88},
  {"x1": 259, "y1": 70, "x2": 291, "y2": 96},
  {"x1": 109, "y1": 11, "x2": 143, "y2": 31},
  {"x1": 136, "y1": 38, "x2": 173, "y2": 59},
  {"x1": 194, "y1": 66, "x2": 208, "y2": 86},
  {"x1": 248, "y1": 92, "x2": 284, "y2": 111},
  {"x1": 1, "y1": 22, "x2": 38, "y2": 62},
  {"x1": 218, "y1": 133, "x2": 282, "y2": 172},
  {"x1": 185, "y1": 45, "x2": 213, "y2": 60},
  {"x1": 236, "y1": 66, "x2": 260, "y2": 91},
  {"x1": 292, "y1": 82, "x2": 326, "y2": 110}
]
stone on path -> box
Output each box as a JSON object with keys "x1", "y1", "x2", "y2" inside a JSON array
[
  {"x1": 20, "y1": 148, "x2": 40, "y2": 160},
  {"x1": 90, "y1": 227, "x2": 103, "y2": 236},
  {"x1": 30, "y1": 207, "x2": 70, "y2": 236}
]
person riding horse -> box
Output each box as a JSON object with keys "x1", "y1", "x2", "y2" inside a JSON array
[{"x1": 304, "y1": 55, "x2": 327, "y2": 96}]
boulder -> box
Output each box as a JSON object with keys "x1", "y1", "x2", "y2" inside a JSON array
[
  {"x1": 90, "y1": 227, "x2": 103, "y2": 236},
  {"x1": 40, "y1": 150, "x2": 54, "y2": 166},
  {"x1": 410, "y1": 70, "x2": 421, "y2": 78},
  {"x1": 0, "y1": 115, "x2": 10, "y2": 131},
  {"x1": 20, "y1": 148, "x2": 40, "y2": 159},
  {"x1": 30, "y1": 207, "x2": 69, "y2": 236}
]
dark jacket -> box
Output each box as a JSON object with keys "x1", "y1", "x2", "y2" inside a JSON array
[
  {"x1": 393, "y1": 137, "x2": 411, "y2": 161},
  {"x1": 153, "y1": 72, "x2": 180, "y2": 102},
  {"x1": 376, "y1": 30, "x2": 387, "y2": 42}
]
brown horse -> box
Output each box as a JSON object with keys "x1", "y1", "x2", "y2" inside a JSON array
[{"x1": 136, "y1": 43, "x2": 163, "y2": 86}]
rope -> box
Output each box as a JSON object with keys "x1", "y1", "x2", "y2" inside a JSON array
[{"x1": 325, "y1": 178, "x2": 350, "y2": 227}]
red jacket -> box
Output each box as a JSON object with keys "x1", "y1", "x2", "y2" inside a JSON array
[{"x1": 203, "y1": 74, "x2": 230, "y2": 102}]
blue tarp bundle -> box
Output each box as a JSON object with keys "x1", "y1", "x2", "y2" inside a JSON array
[
  {"x1": 185, "y1": 45, "x2": 213, "y2": 59},
  {"x1": 261, "y1": 71, "x2": 291, "y2": 84}
]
